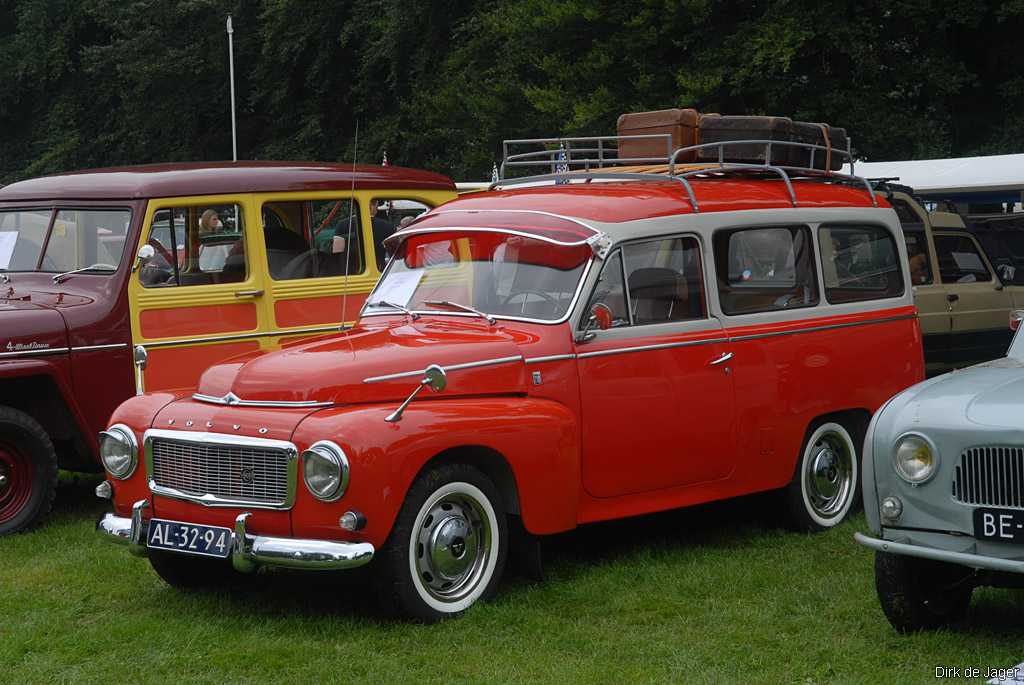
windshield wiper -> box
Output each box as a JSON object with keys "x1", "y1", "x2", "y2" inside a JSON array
[
  {"x1": 52, "y1": 264, "x2": 116, "y2": 284},
  {"x1": 366, "y1": 299, "x2": 420, "y2": 320},
  {"x1": 425, "y1": 300, "x2": 497, "y2": 325}
]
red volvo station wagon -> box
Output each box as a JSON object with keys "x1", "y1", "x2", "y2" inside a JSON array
[{"x1": 97, "y1": 147, "x2": 924, "y2": 621}]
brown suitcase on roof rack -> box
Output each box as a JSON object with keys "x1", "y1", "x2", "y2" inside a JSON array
[
  {"x1": 617, "y1": 109, "x2": 700, "y2": 163},
  {"x1": 788, "y1": 122, "x2": 849, "y2": 170},
  {"x1": 696, "y1": 114, "x2": 792, "y2": 165}
]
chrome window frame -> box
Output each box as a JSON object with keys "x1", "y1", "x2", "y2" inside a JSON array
[{"x1": 143, "y1": 428, "x2": 299, "y2": 510}]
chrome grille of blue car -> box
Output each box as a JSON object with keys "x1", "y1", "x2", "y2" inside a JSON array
[
  {"x1": 953, "y1": 447, "x2": 1024, "y2": 509},
  {"x1": 150, "y1": 437, "x2": 291, "y2": 506}
]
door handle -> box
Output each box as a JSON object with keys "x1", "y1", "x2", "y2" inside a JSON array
[
  {"x1": 709, "y1": 352, "x2": 734, "y2": 366},
  {"x1": 946, "y1": 293, "x2": 959, "y2": 303},
  {"x1": 234, "y1": 289, "x2": 264, "y2": 298}
]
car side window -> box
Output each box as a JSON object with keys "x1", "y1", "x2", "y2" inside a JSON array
[
  {"x1": 713, "y1": 225, "x2": 818, "y2": 315},
  {"x1": 622, "y1": 236, "x2": 706, "y2": 324},
  {"x1": 140, "y1": 204, "x2": 246, "y2": 288},
  {"x1": 901, "y1": 229, "x2": 934, "y2": 285},
  {"x1": 261, "y1": 199, "x2": 364, "y2": 281},
  {"x1": 933, "y1": 234, "x2": 992, "y2": 284},
  {"x1": 581, "y1": 250, "x2": 629, "y2": 328},
  {"x1": 369, "y1": 198, "x2": 431, "y2": 272},
  {"x1": 818, "y1": 224, "x2": 904, "y2": 303}
]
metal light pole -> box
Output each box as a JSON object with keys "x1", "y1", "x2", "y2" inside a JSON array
[{"x1": 226, "y1": 15, "x2": 238, "y2": 162}]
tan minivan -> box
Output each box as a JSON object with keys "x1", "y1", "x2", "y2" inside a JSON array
[{"x1": 878, "y1": 184, "x2": 1024, "y2": 374}]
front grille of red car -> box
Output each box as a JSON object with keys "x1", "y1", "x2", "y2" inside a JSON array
[
  {"x1": 150, "y1": 437, "x2": 292, "y2": 506},
  {"x1": 953, "y1": 446, "x2": 1024, "y2": 509}
]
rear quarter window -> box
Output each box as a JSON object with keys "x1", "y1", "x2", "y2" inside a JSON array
[
  {"x1": 713, "y1": 225, "x2": 818, "y2": 315},
  {"x1": 818, "y1": 224, "x2": 904, "y2": 303}
]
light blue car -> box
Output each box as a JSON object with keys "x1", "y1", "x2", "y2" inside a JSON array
[{"x1": 857, "y1": 311, "x2": 1024, "y2": 632}]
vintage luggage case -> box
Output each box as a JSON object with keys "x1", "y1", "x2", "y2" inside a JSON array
[
  {"x1": 617, "y1": 109, "x2": 700, "y2": 163},
  {"x1": 789, "y1": 122, "x2": 849, "y2": 170},
  {"x1": 696, "y1": 114, "x2": 792, "y2": 165}
]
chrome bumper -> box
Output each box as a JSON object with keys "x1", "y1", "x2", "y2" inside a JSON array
[
  {"x1": 97, "y1": 500, "x2": 375, "y2": 573},
  {"x1": 854, "y1": 532, "x2": 1024, "y2": 575}
]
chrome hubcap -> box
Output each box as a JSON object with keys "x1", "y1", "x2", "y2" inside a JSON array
[
  {"x1": 805, "y1": 433, "x2": 853, "y2": 518},
  {"x1": 414, "y1": 491, "x2": 491, "y2": 603}
]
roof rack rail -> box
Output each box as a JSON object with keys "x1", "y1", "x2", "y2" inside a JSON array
[
  {"x1": 496, "y1": 135, "x2": 877, "y2": 209},
  {"x1": 489, "y1": 171, "x2": 699, "y2": 212}
]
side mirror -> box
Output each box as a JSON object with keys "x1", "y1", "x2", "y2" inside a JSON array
[
  {"x1": 423, "y1": 363, "x2": 447, "y2": 392},
  {"x1": 385, "y1": 364, "x2": 447, "y2": 423},
  {"x1": 575, "y1": 302, "x2": 615, "y2": 343},
  {"x1": 591, "y1": 303, "x2": 613, "y2": 330},
  {"x1": 998, "y1": 263, "x2": 1017, "y2": 283},
  {"x1": 133, "y1": 244, "x2": 155, "y2": 273},
  {"x1": 1011, "y1": 310, "x2": 1024, "y2": 332}
]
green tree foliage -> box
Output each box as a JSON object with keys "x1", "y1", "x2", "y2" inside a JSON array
[{"x1": 1, "y1": 0, "x2": 1022, "y2": 184}]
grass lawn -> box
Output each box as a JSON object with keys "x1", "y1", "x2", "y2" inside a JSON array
[{"x1": 2, "y1": 474, "x2": 1022, "y2": 684}]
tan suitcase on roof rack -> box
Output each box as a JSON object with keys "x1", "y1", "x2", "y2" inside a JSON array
[{"x1": 617, "y1": 109, "x2": 700, "y2": 163}]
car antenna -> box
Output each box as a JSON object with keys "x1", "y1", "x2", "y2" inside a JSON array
[{"x1": 340, "y1": 120, "x2": 359, "y2": 331}]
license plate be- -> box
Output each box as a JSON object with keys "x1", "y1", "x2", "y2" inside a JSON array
[
  {"x1": 973, "y1": 508, "x2": 1024, "y2": 543},
  {"x1": 147, "y1": 518, "x2": 233, "y2": 558}
]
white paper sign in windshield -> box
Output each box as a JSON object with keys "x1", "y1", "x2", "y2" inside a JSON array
[
  {"x1": 0, "y1": 232, "x2": 17, "y2": 269},
  {"x1": 372, "y1": 270, "x2": 423, "y2": 307},
  {"x1": 952, "y1": 251, "x2": 985, "y2": 273}
]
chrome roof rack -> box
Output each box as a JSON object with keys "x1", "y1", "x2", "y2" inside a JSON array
[{"x1": 495, "y1": 135, "x2": 877, "y2": 211}]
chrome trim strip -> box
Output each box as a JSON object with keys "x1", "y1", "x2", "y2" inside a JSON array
[
  {"x1": 71, "y1": 343, "x2": 129, "y2": 352},
  {"x1": 363, "y1": 354, "x2": 524, "y2": 384},
  {"x1": 191, "y1": 392, "x2": 333, "y2": 409},
  {"x1": 143, "y1": 429, "x2": 299, "y2": 511},
  {"x1": 854, "y1": 532, "x2": 1024, "y2": 576},
  {"x1": 727, "y1": 313, "x2": 916, "y2": 343},
  {"x1": 577, "y1": 337, "x2": 727, "y2": 359},
  {"x1": 524, "y1": 354, "x2": 577, "y2": 364},
  {"x1": 140, "y1": 324, "x2": 343, "y2": 349},
  {"x1": 0, "y1": 346, "x2": 69, "y2": 359}
]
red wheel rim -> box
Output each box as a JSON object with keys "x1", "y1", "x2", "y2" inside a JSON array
[{"x1": 0, "y1": 440, "x2": 34, "y2": 524}]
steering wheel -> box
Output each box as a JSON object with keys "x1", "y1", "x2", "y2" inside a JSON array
[
  {"x1": 501, "y1": 289, "x2": 560, "y2": 316},
  {"x1": 148, "y1": 237, "x2": 175, "y2": 267}
]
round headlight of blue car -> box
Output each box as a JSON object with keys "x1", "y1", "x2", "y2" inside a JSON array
[
  {"x1": 893, "y1": 433, "x2": 938, "y2": 484},
  {"x1": 99, "y1": 424, "x2": 138, "y2": 479},
  {"x1": 301, "y1": 440, "x2": 350, "y2": 501}
]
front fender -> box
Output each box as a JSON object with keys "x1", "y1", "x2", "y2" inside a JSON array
[{"x1": 291, "y1": 397, "x2": 580, "y2": 548}]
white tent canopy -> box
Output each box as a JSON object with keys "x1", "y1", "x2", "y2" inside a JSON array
[{"x1": 843, "y1": 153, "x2": 1024, "y2": 202}]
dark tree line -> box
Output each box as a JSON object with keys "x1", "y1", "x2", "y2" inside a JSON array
[{"x1": 1, "y1": 0, "x2": 1022, "y2": 184}]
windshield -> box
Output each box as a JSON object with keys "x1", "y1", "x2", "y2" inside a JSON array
[
  {"x1": 365, "y1": 231, "x2": 591, "y2": 322},
  {"x1": 0, "y1": 208, "x2": 132, "y2": 273}
]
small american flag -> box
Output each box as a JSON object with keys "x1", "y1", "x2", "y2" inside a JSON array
[{"x1": 491, "y1": 163, "x2": 499, "y2": 183}]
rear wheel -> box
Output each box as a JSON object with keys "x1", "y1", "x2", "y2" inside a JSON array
[
  {"x1": 874, "y1": 551, "x2": 974, "y2": 632},
  {"x1": 0, "y1": 406, "x2": 58, "y2": 536},
  {"x1": 784, "y1": 421, "x2": 859, "y2": 532},
  {"x1": 377, "y1": 462, "x2": 507, "y2": 622}
]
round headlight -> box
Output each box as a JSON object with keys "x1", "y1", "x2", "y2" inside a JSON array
[
  {"x1": 99, "y1": 425, "x2": 137, "y2": 479},
  {"x1": 893, "y1": 433, "x2": 938, "y2": 484},
  {"x1": 301, "y1": 441, "x2": 349, "y2": 502}
]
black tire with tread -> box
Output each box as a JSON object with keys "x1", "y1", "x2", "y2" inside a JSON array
[
  {"x1": 0, "y1": 406, "x2": 59, "y2": 536},
  {"x1": 874, "y1": 550, "x2": 974, "y2": 632},
  {"x1": 375, "y1": 461, "x2": 508, "y2": 623}
]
